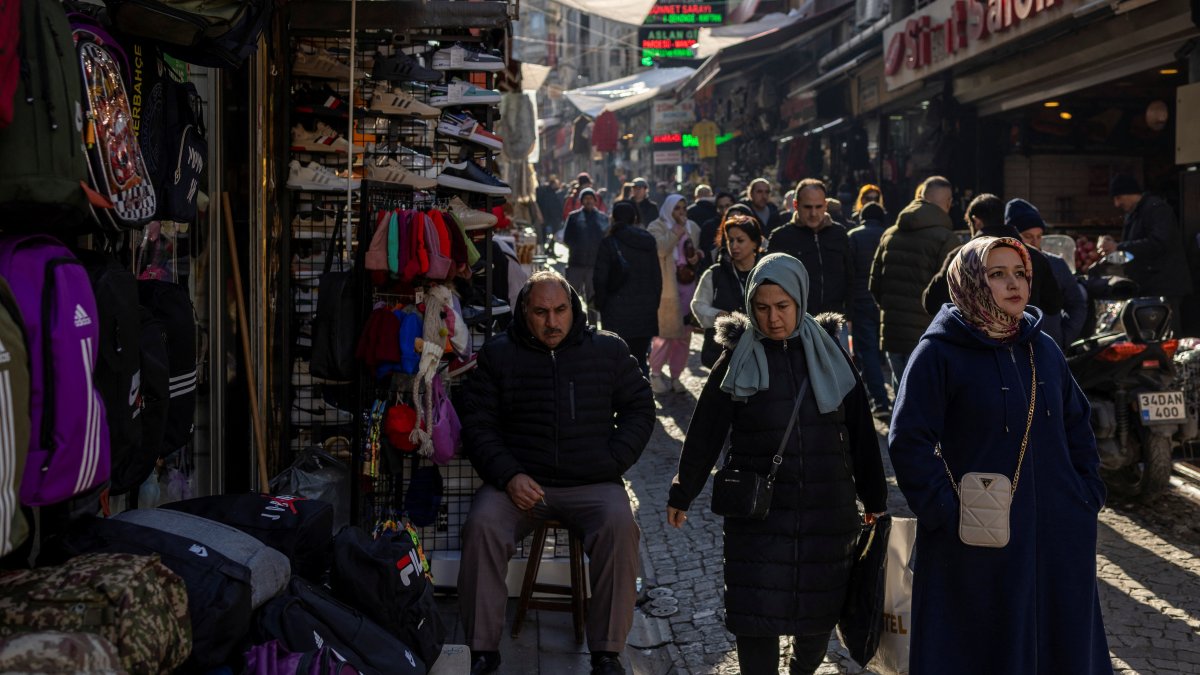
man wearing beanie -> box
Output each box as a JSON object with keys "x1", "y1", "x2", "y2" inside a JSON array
[
  {"x1": 921, "y1": 194, "x2": 1064, "y2": 341},
  {"x1": 1007, "y1": 198, "x2": 1089, "y2": 346},
  {"x1": 1099, "y1": 174, "x2": 1193, "y2": 333},
  {"x1": 562, "y1": 188, "x2": 610, "y2": 324}
]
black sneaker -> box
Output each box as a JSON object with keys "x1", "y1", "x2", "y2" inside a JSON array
[
  {"x1": 372, "y1": 53, "x2": 442, "y2": 83},
  {"x1": 590, "y1": 653, "x2": 626, "y2": 675},
  {"x1": 437, "y1": 159, "x2": 512, "y2": 196},
  {"x1": 470, "y1": 651, "x2": 501, "y2": 675}
]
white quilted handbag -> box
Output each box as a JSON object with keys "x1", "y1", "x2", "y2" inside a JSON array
[{"x1": 939, "y1": 344, "x2": 1036, "y2": 549}]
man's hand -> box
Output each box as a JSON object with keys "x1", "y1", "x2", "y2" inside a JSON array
[
  {"x1": 1097, "y1": 235, "x2": 1118, "y2": 257},
  {"x1": 506, "y1": 473, "x2": 545, "y2": 511},
  {"x1": 666, "y1": 506, "x2": 688, "y2": 529}
]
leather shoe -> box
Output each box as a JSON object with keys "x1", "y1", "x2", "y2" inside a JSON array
[
  {"x1": 470, "y1": 651, "x2": 501, "y2": 675},
  {"x1": 590, "y1": 654, "x2": 625, "y2": 675}
]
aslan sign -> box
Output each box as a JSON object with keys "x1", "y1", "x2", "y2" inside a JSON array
[{"x1": 885, "y1": 0, "x2": 1066, "y2": 81}]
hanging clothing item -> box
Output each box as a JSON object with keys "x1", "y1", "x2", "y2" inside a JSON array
[
  {"x1": 571, "y1": 115, "x2": 592, "y2": 155},
  {"x1": 591, "y1": 111, "x2": 619, "y2": 152},
  {"x1": 692, "y1": 119, "x2": 719, "y2": 159}
]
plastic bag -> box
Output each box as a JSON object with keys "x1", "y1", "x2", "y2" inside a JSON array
[
  {"x1": 866, "y1": 516, "x2": 916, "y2": 675},
  {"x1": 270, "y1": 448, "x2": 350, "y2": 533},
  {"x1": 837, "y1": 514, "x2": 892, "y2": 667}
]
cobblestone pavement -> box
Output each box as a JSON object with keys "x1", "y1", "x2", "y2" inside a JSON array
[{"x1": 623, "y1": 335, "x2": 1200, "y2": 674}]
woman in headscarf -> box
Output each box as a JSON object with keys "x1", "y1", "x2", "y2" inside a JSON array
[
  {"x1": 889, "y1": 237, "x2": 1110, "y2": 674},
  {"x1": 665, "y1": 253, "x2": 888, "y2": 674},
  {"x1": 647, "y1": 194, "x2": 702, "y2": 394},
  {"x1": 691, "y1": 213, "x2": 764, "y2": 368}
]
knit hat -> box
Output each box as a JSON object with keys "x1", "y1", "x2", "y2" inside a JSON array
[
  {"x1": 384, "y1": 403, "x2": 419, "y2": 451},
  {"x1": 1109, "y1": 173, "x2": 1141, "y2": 197},
  {"x1": 398, "y1": 310, "x2": 423, "y2": 374},
  {"x1": 611, "y1": 200, "x2": 639, "y2": 225},
  {"x1": 576, "y1": 172, "x2": 592, "y2": 184},
  {"x1": 859, "y1": 202, "x2": 885, "y2": 223},
  {"x1": 578, "y1": 187, "x2": 597, "y2": 201},
  {"x1": 409, "y1": 285, "x2": 454, "y2": 457},
  {"x1": 1004, "y1": 198, "x2": 1045, "y2": 233}
]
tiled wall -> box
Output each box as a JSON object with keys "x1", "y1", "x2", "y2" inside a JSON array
[{"x1": 1003, "y1": 154, "x2": 1142, "y2": 230}]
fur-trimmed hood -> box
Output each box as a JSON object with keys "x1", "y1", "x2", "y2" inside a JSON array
[{"x1": 714, "y1": 311, "x2": 846, "y2": 349}]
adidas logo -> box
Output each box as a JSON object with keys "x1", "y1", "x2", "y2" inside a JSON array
[
  {"x1": 313, "y1": 632, "x2": 324, "y2": 649},
  {"x1": 73, "y1": 304, "x2": 92, "y2": 328},
  {"x1": 0, "y1": 335, "x2": 8, "y2": 364}
]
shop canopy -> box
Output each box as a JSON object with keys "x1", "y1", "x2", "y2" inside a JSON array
[
  {"x1": 692, "y1": 10, "x2": 807, "y2": 60},
  {"x1": 548, "y1": 0, "x2": 659, "y2": 25},
  {"x1": 676, "y1": 1, "x2": 850, "y2": 100},
  {"x1": 563, "y1": 67, "x2": 697, "y2": 118}
]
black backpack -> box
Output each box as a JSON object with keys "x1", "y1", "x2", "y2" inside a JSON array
[
  {"x1": 310, "y1": 210, "x2": 356, "y2": 381},
  {"x1": 163, "y1": 493, "x2": 334, "y2": 581},
  {"x1": 105, "y1": 0, "x2": 273, "y2": 68},
  {"x1": 138, "y1": 280, "x2": 196, "y2": 454},
  {"x1": 157, "y1": 78, "x2": 206, "y2": 222},
  {"x1": 47, "y1": 514, "x2": 254, "y2": 672},
  {"x1": 76, "y1": 250, "x2": 149, "y2": 495},
  {"x1": 330, "y1": 526, "x2": 446, "y2": 668},
  {"x1": 137, "y1": 305, "x2": 170, "y2": 478},
  {"x1": 257, "y1": 576, "x2": 426, "y2": 675}
]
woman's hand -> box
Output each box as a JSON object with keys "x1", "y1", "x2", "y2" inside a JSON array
[
  {"x1": 864, "y1": 511, "x2": 887, "y2": 525},
  {"x1": 667, "y1": 506, "x2": 689, "y2": 528}
]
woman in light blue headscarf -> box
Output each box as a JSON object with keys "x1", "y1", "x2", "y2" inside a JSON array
[{"x1": 665, "y1": 253, "x2": 889, "y2": 675}]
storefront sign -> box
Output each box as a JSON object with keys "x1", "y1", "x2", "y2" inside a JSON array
[
  {"x1": 653, "y1": 150, "x2": 683, "y2": 165},
  {"x1": 644, "y1": 1, "x2": 726, "y2": 24},
  {"x1": 651, "y1": 99, "x2": 696, "y2": 134},
  {"x1": 781, "y1": 91, "x2": 817, "y2": 130},
  {"x1": 639, "y1": 27, "x2": 701, "y2": 66},
  {"x1": 882, "y1": 0, "x2": 1077, "y2": 91}
]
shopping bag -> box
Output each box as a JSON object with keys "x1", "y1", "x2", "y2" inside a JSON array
[
  {"x1": 836, "y1": 514, "x2": 891, "y2": 666},
  {"x1": 270, "y1": 448, "x2": 350, "y2": 533},
  {"x1": 866, "y1": 516, "x2": 916, "y2": 675}
]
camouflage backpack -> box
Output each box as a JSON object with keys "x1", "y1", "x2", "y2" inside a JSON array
[
  {"x1": 0, "y1": 552, "x2": 192, "y2": 674},
  {"x1": 0, "y1": 631, "x2": 123, "y2": 673}
]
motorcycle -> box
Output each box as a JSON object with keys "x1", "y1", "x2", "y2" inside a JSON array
[{"x1": 1065, "y1": 250, "x2": 1190, "y2": 501}]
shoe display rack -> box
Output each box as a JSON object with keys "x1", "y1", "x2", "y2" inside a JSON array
[{"x1": 279, "y1": 13, "x2": 514, "y2": 567}]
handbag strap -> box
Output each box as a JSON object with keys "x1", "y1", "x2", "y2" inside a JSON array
[
  {"x1": 767, "y1": 378, "x2": 810, "y2": 484},
  {"x1": 939, "y1": 343, "x2": 1037, "y2": 497}
]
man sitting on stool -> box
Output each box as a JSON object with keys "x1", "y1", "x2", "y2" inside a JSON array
[{"x1": 459, "y1": 270, "x2": 655, "y2": 675}]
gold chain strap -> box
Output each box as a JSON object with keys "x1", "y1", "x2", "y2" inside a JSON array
[{"x1": 937, "y1": 343, "x2": 1037, "y2": 497}]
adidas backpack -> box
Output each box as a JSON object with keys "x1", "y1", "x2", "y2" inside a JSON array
[
  {"x1": 0, "y1": 276, "x2": 30, "y2": 557},
  {"x1": 138, "y1": 280, "x2": 196, "y2": 454},
  {"x1": 0, "y1": 235, "x2": 110, "y2": 507}
]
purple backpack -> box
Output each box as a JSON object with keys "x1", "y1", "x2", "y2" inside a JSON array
[
  {"x1": 245, "y1": 639, "x2": 359, "y2": 675},
  {"x1": 0, "y1": 235, "x2": 110, "y2": 506}
]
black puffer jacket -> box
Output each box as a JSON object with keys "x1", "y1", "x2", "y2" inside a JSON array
[
  {"x1": 462, "y1": 284, "x2": 655, "y2": 489},
  {"x1": 869, "y1": 200, "x2": 960, "y2": 354},
  {"x1": 766, "y1": 216, "x2": 855, "y2": 315},
  {"x1": 669, "y1": 314, "x2": 888, "y2": 636},
  {"x1": 593, "y1": 225, "x2": 662, "y2": 340},
  {"x1": 1117, "y1": 194, "x2": 1194, "y2": 297}
]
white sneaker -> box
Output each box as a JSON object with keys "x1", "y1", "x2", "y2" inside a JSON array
[
  {"x1": 292, "y1": 253, "x2": 328, "y2": 278},
  {"x1": 287, "y1": 160, "x2": 361, "y2": 192},
  {"x1": 431, "y1": 44, "x2": 505, "y2": 72},
  {"x1": 365, "y1": 157, "x2": 438, "y2": 189},
  {"x1": 290, "y1": 123, "x2": 363, "y2": 154},
  {"x1": 293, "y1": 51, "x2": 358, "y2": 80},
  {"x1": 369, "y1": 89, "x2": 440, "y2": 118},
  {"x1": 672, "y1": 378, "x2": 687, "y2": 393},
  {"x1": 431, "y1": 79, "x2": 502, "y2": 107},
  {"x1": 448, "y1": 195, "x2": 497, "y2": 230},
  {"x1": 295, "y1": 287, "x2": 319, "y2": 313},
  {"x1": 291, "y1": 213, "x2": 337, "y2": 239},
  {"x1": 650, "y1": 373, "x2": 670, "y2": 395}
]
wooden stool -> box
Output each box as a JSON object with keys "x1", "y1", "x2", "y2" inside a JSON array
[{"x1": 511, "y1": 519, "x2": 587, "y2": 643}]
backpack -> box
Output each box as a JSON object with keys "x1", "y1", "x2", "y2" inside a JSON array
[
  {"x1": 115, "y1": 507, "x2": 290, "y2": 609},
  {"x1": 0, "y1": 0, "x2": 18, "y2": 129},
  {"x1": 138, "y1": 280, "x2": 196, "y2": 454},
  {"x1": 73, "y1": 23, "x2": 156, "y2": 230},
  {"x1": 0, "y1": 551, "x2": 191, "y2": 674},
  {"x1": 157, "y1": 77, "x2": 205, "y2": 222},
  {"x1": 0, "y1": 277, "x2": 29, "y2": 557},
  {"x1": 0, "y1": 235, "x2": 110, "y2": 507},
  {"x1": 331, "y1": 526, "x2": 445, "y2": 668},
  {"x1": 137, "y1": 304, "x2": 170, "y2": 474},
  {"x1": 245, "y1": 639, "x2": 359, "y2": 675},
  {"x1": 257, "y1": 576, "x2": 426, "y2": 675},
  {"x1": 0, "y1": 631, "x2": 124, "y2": 672},
  {"x1": 106, "y1": 0, "x2": 273, "y2": 69},
  {"x1": 76, "y1": 250, "x2": 148, "y2": 496},
  {"x1": 0, "y1": 0, "x2": 89, "y2": 223},
  {"x1": 49, "y1": 514, "x2": 253, "y2": 672},
  {"x1": 163, "y1": 493, "x2": 334, "y2": 581}
]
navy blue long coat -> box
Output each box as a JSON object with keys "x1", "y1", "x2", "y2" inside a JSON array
[{"x1": 889, "y1": 305, "x2": 1112, "y2": 675}]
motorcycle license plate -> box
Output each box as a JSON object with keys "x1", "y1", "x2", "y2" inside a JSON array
[{"x1": 1138, "y1": 391, "x2": 1186, "y2": 424}]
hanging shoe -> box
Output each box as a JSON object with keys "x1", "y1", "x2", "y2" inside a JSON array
[
  {"x1": 437, "y1": 159, "x2": 511, "y2": 196},
  {"x1": 369, "y1": 88, "x2": 441, "y2": 118},
  {"x1": 431, "y1": 43, "x2": 506, "y2": 72},
  {"x1": 448, "y1": 195, "x2": 498, "y2": 230},
  {"x1": 371, "y1": 53, "x2": 442, "y2": 83}
]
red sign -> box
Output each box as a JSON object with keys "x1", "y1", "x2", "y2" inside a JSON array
[{"x1": 653, "y1": 133, "x2": 683, "y2": 144}]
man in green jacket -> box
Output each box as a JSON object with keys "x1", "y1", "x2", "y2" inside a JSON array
[{"x1": 868, "y1": 176, "x2": 959, "y2": 390}]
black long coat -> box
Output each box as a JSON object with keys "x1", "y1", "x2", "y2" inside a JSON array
[
  {"x1": 593, "y1": 225, "x2": 662, "y2": 340},
  {"x1": 668, "y1": 314, "x2": 888, "y2": 636}
]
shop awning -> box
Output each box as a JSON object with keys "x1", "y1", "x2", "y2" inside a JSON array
[
  {"x1": 563, "y1": 67, "x2": 697, "y2": 118},
  {"x1": 691, "y1": 11, "x2": 807, "y2": 60},
  {"x1": 548, "y1": 0, "x2": 658, "y2": 25},
  {"x1": 675, "y1": 3, "x2": 850, "y2": 100}
]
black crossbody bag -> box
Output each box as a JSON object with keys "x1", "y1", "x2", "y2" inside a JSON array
[{"x1": 710, "y1": 378, "x2": 809, "y2": 520}]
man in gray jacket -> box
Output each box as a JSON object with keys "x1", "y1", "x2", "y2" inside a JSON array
[{"x1": 561, "y1": 188, "x2": 610, "y2": 324}]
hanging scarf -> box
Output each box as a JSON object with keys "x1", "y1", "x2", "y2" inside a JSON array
[
  {"x1": 947, "y1": 236, "x2": 1032, "y2": 342},
  {"x1": 719, "y1": 253, "x2": 857, "y2": 413}
]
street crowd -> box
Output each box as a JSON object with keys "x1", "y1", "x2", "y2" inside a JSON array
[{"x1": 457, "y1": 169, "x2": 1192, "y2": 674}]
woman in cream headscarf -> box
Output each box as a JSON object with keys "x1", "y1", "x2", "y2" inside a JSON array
[
  {"x1": 665, "y1": 253, "x2": 888, "y2": 675},
  {"x1": 647, "y1": 194, "x2": 702, "y2": 394}
]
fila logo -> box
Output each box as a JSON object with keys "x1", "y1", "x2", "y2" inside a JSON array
[
  {"x1": 73, "y1": 305, "x2": 92, "y2": 328},
  {"x1": 395, "y1": 551, "x2": 420, "y2": 587},
  {"x1": 0, "y1": 335, "x2": 8, "y2": 364},
  {"x1": 188, "y1": 544, "x2": 208, "y2": 557}
]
